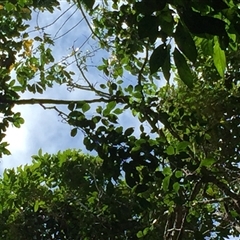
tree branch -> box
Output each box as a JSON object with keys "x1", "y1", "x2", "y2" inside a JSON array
[{"x1": 1, "y1": 97, "x2": 119, "y2": 106}]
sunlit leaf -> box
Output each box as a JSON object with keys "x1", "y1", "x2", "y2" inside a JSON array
[
  {"x1": 23, "y1": 39, "x2": 33, "y2": 56},
  {"x1": 200, "y1": 158, "x2": 216, "y2": 168},
  {"x1": 82, "y1": 103, "x2": 90, "y2": 113},
  {"x1": 213, "y1": 38, "x2": 226, "y2": 77},
  {"x1": 166, "y1": 145, "x2": 174, "y2": 155},
  {"x1": 173, "y1": 182, "x2": 180, "y2": 192},
  {"x1": 162, "y1": 175, "x2": 171, "y2": 192}
]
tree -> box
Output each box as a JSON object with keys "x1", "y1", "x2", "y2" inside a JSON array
[
  {"x1": 0, "y1": 149, "x2": 163, "y2": 239},
  {"x1": 1, "y1": 0, "x2": 240, "y2": 239}
]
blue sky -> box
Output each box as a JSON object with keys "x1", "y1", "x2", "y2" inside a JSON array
[{"x1": 0, "y1": 0, "x2": 140, "y2": 172}]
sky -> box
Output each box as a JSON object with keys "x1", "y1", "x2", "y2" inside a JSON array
[
  {"x1": 1, "y1": 2, "x2": 87, "y2": 171},
  {"x1": 0, "y1": 0, "x2": 140, "y2": 172}
]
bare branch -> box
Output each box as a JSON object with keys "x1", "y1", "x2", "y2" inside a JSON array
[
  {"x1": 1, "y1": 96, "x2": 129, "y2": 106},
  {"x1": 73, "y1": 51, "x2": 110, "y2": 98}
]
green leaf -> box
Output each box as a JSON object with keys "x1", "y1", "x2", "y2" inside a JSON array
[
  {"x1": 5, "y1": 2, "x2": 16, "y2": 11},
  {"x1": 173, "y1": 48, "x2": 194, "y2": 88},
  {"x1": 100, "y1": 83, "x2": 106, "y2": 89},
  {"x1": 82, "y1": 103, "x2": 90, "y2": 113},
  {"x1": 68, "y1": 102, "x2": 76, "y2": 111},
  {"x1": 206, "y1": 186, "x2": 214, "y2": 196},
  {"x1": 166, "y1": 146, "x2": 174, "y2": 155},
  {"x1": 71, "y1": 128, "x2": 78, "y2": 137},
  {"x1": 36, "y1": 84, "x2": 43, "y2": 94},
  {"x1": 143, "y1": 227, "x2": 150, "y2": 236},
  {"x1": 96, "y1": 106, "x2": 102, "y2": 114},
  {"x1": 38, "y1": 148, "x2": 42, "y2": 156},
  {"x1": 113, "y1": 108, "x2": 123, "y2": 114},
  {"x1": 176, "y1": 141, "x2": 189, "y2": 152},
  {"x1": 34, "y1": 200, "x2": 39, "y2": 212},
  {"x1": 163, "y1": 167, "x2": 172, "y2": 176},
  {"x1": 182, "y1": 10, "x2": 227, "y2": 37},
  {"x1": 213, "y1": 38, "x2": 226, "y2": 77},
  {"x1": 162, "y1": 175, "x2": 171, "y2": 192},
  {"x1": 173, "y1": 182, "x2": 180, "y2": 192},
  {"x1": 84, "y1": 138, "x2": 94, "y2": 151},
  {"x1": 200, "y1": 158, "x2": 216, "y2": 168},
  {"x1": 124, "y1": 127, "x2": 134, "y2": 136},
  {"x1": 150, "y1": 44, "x2": 168, "y2": 74},
  {"x1": 175, "y1": 170, "x2": 183, "y2": 178},
  {"x1": 110, "y1": 82, "x2": 117, "y2": 90},
  {"x1": 12, "y1": 86, "x2": 25, "y2": 92},
  {"x1": 103, "y1": 101, "x2": 116, "y2": 115},
  {"x1": 137, "y1": 230, "x2": 144, "y2": 238},
  {"x1": 162, "y1": 45, "x2": 171, "y2": 81},
  {"x1": 125, "y1": 85, "x2": 133, "y2": 93},
  {"x1": 175, "y1": 22, "x2": 197, "y2": 63}
]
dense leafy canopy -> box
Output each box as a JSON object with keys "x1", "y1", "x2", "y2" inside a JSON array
[
  {"x1": 1, "y1": 0, "x2": 240, "y2": 239},
  {"x1": 1, "y1": 150, "x2": 155, "y2": 239}
]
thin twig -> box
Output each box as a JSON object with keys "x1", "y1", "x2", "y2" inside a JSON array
[
  {"x1": 53, "y1": 7, "x2": 79, "y2": 40},
  {"x1": 76, "y1": 0, "x2": 102, "y2": 42}
]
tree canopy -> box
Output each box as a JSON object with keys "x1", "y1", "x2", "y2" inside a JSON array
[
  {"x1": 1, "y1": 0, "x2": 240, "y2": 239},
  {"x1": 1, "y1": 150, "x2": 149, "y2": 239}
]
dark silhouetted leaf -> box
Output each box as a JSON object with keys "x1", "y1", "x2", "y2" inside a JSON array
[
  {"x1": 150, "y1": 44, "x2": 168, "y2": 74},
  {"x1": 138, "y1": 16, "x2": 158, "y2": 41},
  {"x1": 136, "y1": 196, "x2": 151, "y2": 209},
  {"x1": 71, "y1": 128, "x2": 78, "y2": 137},
  {"x1": 155, "y1": 171, "x2": 164, "y2": 179},
  {"x1": 173, "y1": 48, "x2": 194, "y2": 88},
  {"x1": 135, "y1": 184, "x2": 149, "y2": 193},
  {"x1": 182, "y1": 9, "x2": 227, "y2": 38},
  {"x1": 208, "y1": 0, "x2": 228, "y2": 10},
  {"x1": 126, "y1": 173, "x2": 136, "y2": 188},
  {"x1": 81, "y1": 0, "x2": 95, "y2": 10},
  {"x1": 175, "y1": 22, "x2": 197, "y2": 63},
  {"x1": 124, "y1": 127, "x2": 134, "y2": 136},
  {"x1": 162, "y1": 44, "x2": 171, "y2": 81},
  {"x1": 68, "y1": 102, "x2": 76, "y2": 111},
  {"x1": 135, "y1": 0, "x2": 166, "y2": 15}
]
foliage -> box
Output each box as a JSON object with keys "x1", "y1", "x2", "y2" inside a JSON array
[
  {"x1": 1, "y1": 0, "x2": 240, "y2": 239},
  {"x1": 0, "y1": 150, "x2": 162, "y2": 240},
  {"x1": 0, "y1": 0, "x2": 63, "y2": 156}
]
